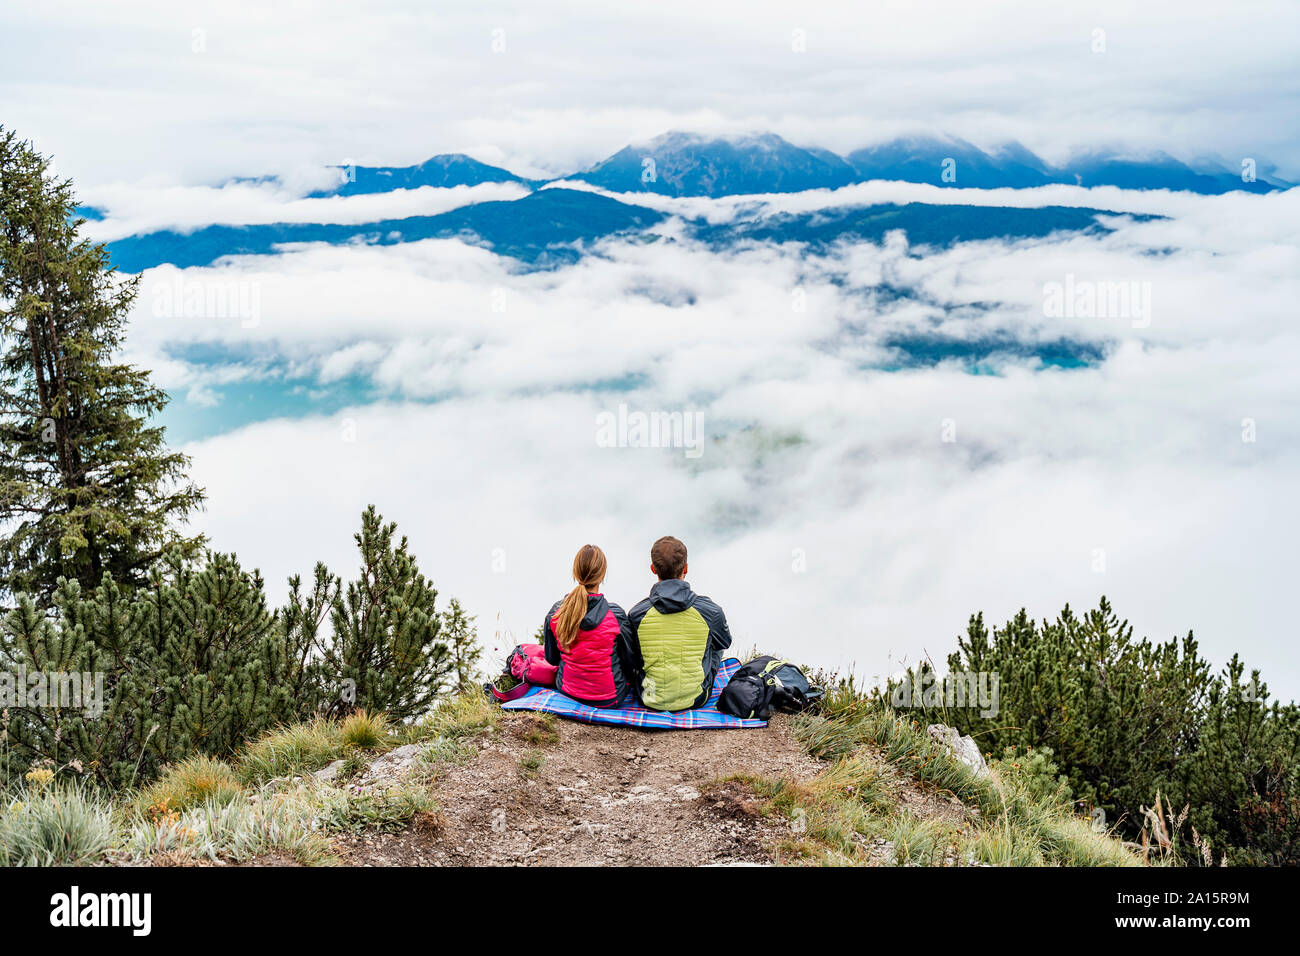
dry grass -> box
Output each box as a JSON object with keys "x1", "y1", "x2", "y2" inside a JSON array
[
  {"x1": 133, "y1": 755, "x2": 244, "y2": 817},
  {"x1": 729, "y1": 697, "x2": 1142, "y2": 867}
]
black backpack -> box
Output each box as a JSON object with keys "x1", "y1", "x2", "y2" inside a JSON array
[{"x1": 718, "y1": 656, "x2": 823, "y2": 720}]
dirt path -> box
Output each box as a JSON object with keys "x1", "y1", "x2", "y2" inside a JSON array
[{"x1": 333, "y1": 711, "x2": 824, "y2": 866}]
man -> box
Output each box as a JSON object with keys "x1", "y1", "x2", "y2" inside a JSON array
[{"x1": 627, "y1": 536, "x2": 732, "y2": 711}]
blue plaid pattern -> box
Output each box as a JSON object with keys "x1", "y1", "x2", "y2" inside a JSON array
[{"x1": 500, "y1": 657, "x2": 767, "y2": 729}]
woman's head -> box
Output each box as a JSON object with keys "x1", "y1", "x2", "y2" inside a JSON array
[
  {"x1": 554, "y1": 544, "x2": 607, "y2": 651},
  {"x1": 572, "y1": 543, "x2": 607, "y2": 590}
]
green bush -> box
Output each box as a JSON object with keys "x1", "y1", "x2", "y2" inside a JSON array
[
  {"x1": 897, "y1": 598, "x2": 1300, "y2": 865},
  {"x1": 990, "y1": 746, "x2": 1072, "y2": 808},
  {"x1": 1, "y1": 555, "x2": 305, "y2": 787},
  {"x1": 1, "y1": 507, "x2": 475, "y2": 790}
]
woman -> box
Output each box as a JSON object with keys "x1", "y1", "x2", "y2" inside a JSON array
[{"x1": 514, "y1": 544, "x2": 633, "y2": 706}]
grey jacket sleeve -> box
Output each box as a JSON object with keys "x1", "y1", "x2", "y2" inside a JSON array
[{"x1": 695, "y1": 596, "x2": 732, "y2": 652}]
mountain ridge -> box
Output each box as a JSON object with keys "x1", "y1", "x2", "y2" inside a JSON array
[
  {"x1": 106, "y1": 187, "x2": 1137, "y2": 275},
  {"x1": 295, "y1": 130, "x2": 1290, "y2": 201},
  {"x1": 97, "y1": 130, "x2": 1266, "y2": 274},
  {"x1": 307, "y1": 153, "x2": 537, "y2": 197}
]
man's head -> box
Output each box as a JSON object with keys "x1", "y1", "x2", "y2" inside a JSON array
[{"x1": 650, "y1": 535, "x2": 688, "y2": 580}]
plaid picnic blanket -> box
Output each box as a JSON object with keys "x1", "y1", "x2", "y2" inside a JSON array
[{"x1": 500, "y1": 657, "x2": 767, "y2": 729}]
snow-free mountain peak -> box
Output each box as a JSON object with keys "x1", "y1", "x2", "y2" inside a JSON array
[{"x1": 571, "y1": 130, "x2": 858, "y2": 197}]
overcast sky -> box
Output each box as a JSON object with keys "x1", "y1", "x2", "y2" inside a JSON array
[{"x1": 4, "y1": 0, "x2": 1299, "y2": 186}]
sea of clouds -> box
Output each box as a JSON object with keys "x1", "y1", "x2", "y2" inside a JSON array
[{"x1": 107, "y1": 180, "x2": 1300, "y2": 697}]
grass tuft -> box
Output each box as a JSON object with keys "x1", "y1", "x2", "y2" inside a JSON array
[
  {"x1": 519, "y1": 750, "x2": 546, "y2": 776},
  {"x1": 0, "y1": 783, "x2": 115, "y2": 866},
  {"x1": 340, "y1": 710, "x2": 390, "y2": 750},
  {"x1": 421, "y1": 691, "x2": 500, "y2": 740},
  {"x1": 236, "y1": 718, "x2": 349, "y2": 784},
  {"x1": 510, "y1": 713, "x2": 559, "y2": 747},
  {"x1": 134, "y1": 755, "x2": 244, "y2": 817}
]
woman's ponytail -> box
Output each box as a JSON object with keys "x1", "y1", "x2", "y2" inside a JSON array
[{"x1": 554, "y1": 544, "x2": 607, "y2": 651}]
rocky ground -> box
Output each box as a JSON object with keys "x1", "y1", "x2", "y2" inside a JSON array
[
  {"x1": 330, "y1": 711, "x2": 824, "y2": 866},
  {"x1": 130, "y1": 700, "x2": 1127, "y2": 868}
]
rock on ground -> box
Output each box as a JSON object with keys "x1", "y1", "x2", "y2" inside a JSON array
[{"x1": 926, "y1": 724, "x2": 989, "y2": 777}]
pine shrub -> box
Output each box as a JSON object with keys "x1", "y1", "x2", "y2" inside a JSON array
[
  {"x1": 899, "y1": 597, "x2": 1300, "y2": 865},
  {"x1": 1, "y1": 507, "x2": 475, "y2": 789}
]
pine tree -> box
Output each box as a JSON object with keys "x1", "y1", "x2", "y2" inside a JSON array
[
  {"x1": 0, "y1": 553, "x2": 303, "y2": 785},
  {"x1": 901, "y1": 596, "x2": 1300, "y2": 864},
  {"x1": 278, "y1": 561, "x2": 340, "y2": 712},
  {"x1": 0, "y1": 508, "x2": 466, "y2": 786},
  {"x1": 1175, "y1": 659, "x2": 1300, "y2": 864},
  {"x1": 137, "y1": 552, "x2": 299, "y2": 767},
  {"x1": 0, "y1": 129, "x2": 205, "y2": 604},
  {"x1": 322, "y1": 505, "x2": 452, "y2": 720},
  {"x1": 441, "y1": 598, "x2": 482, "y2": 691}
]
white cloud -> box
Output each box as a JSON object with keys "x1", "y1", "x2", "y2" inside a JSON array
[
  {"x1": 80, "y1": 181, "x2": 531, "y2": 242},
  {"x1": 128, "y1": 183, "x2": 1300, "y2": 699}
]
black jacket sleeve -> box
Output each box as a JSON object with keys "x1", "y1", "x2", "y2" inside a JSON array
[
  {"x1": 608, "y1": 603, "x2": 635, "y2": 702},
  {"x1": 613, "y1": 602, "x2": 641, "y2": 678},
  {"x1": 542, "y1": 600, "x2": 562, "y2": 666},
  {"x1": 625, "y1": 599, "x2": 650, "y2": 672}
]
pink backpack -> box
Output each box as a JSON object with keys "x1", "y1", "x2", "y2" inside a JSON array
[{"x1": 489, "y1": 644, "x2": 557, "y2": 702}]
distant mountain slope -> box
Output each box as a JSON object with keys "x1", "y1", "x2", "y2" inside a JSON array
[
  {"x1": 844, "y1": 139, "x2": 1285, "y2": 194},
  {"x1": 92, "y1": 134, "x2": 1288, "y2": 256},
  {"x1": 571, "y1": 131, "x2": 858, "y2": 197},
  {"x1": 567, "y1": 131, "x2": 1288, "y2": 196},
  {"x1": 103, "y1": 131, "x2": 1260, "y2": 274},
  {"x1": 703, "y1": 201, "x2": 1134, "y2": 249},
  {"x1": 106, "y1": 188, "x2": 664, "y2": 271},
  {"x1": 308, "y1": 153, "x2": 534, "y2": 197},
  {"x1": 846, "y1": 136, "x2": 1063, "y2": 189},
  {"x1": 107, "y1": 187, "x2": 1137, "y2": 274},
  {"x1": 1065, "y1": 152, "x2": 1278, "y2": 193}
]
